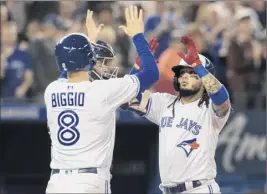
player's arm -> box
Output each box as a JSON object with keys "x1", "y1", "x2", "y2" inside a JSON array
[
  {"x1": 119, "y1": 38, "x2": 158, "y2": 110},
  {"x1": 122, "y1": 90, "x2": 152, "y2": 116},
  {"x1": 123, "y1": 37, "x2": 158, "y2": 108},
  {"x1": 129, "y1": 34, "x2": 159, "y2": 102},
  {"x1": 126, "y1": 91, "x2": 172, "y2": 126},
  {"x1": 119, "y1": 6, "x2": 159, "y2": 102},
  {"x1": 105, "y1": 6, "x2": 159, "y2": 110},
  {"x1": 199, "y1": 72, "x2": 230, "y2": 117},
  {"x1": 85, "y1": 9, "x2": 104, "y2": 44},
  {"x1": 178, "y1": 36, "x2": 230, "y2": 117},
  {"x1": 85, "y1": 8, "x2": 159, "y2": 96},
  {"x1": 129, "y1": 37, "x2": 159, "y2": 75},
  {"x1": 127, "y1": 37, "x2": 159, "y2": 100}
]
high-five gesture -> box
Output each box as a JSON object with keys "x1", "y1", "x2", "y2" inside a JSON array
[
  {"x1": 86, "y1": 10, "x2": 104, "y2": 43},
  {"x1": 119, "y1": 6, "x2": 144, "y2": 37}
]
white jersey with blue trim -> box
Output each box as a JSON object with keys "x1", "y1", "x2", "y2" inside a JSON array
[
  {"x1": 44, "y1": 75, "x2": 139, "y2": 179},
  {"x1": 145, "y1": 93, "x2": 230, "y2": 186}
]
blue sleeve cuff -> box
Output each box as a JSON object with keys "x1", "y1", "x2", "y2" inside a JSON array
[
  {"x1": 131, "y1": 33, "x2": 159, "y2": 101},
  {"x1": 209, "y1": 85, "x2": 229, "y2": 105},
  {"x1": 193, "y1": 64, "x2": 209, "y2": 78}
]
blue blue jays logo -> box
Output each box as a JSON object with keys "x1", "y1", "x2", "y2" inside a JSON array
[{"x1": 177, "y1": 138, "x2": 200, "y2": 157}]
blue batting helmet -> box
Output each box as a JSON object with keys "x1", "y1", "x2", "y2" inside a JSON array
[
  {"x1": 55, "y1": 33, "x2": 97, "y2": 72},
  {"x1": 172, "y1": 54, "x2": 215, "y2": 92}
]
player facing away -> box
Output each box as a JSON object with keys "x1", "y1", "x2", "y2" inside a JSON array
[
  {"x1": 44, "y1": 6, "x2": 159, "y2": 194},
  {"x1": 126, "y1": 36, "x2": 232, "y2": 193}
]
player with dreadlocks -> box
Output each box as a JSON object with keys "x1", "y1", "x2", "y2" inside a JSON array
[
  {"x1": 126, "y1": 36, "x2": 231, "y2": 193},
  {"x1": 167, "y1": 53, "x2": 215, "y2": 117}
]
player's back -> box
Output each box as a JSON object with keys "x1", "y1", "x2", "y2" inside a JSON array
[{"x1": 44, "y1": 79, "x2": 116, "y2": 171}]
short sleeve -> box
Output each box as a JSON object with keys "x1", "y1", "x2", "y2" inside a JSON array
[
  {"x1": 209, "y1": 100, "x2": 231, "y2": 133},
  {"x1": 105, "y1": 75, "x2": 140, "y2": 110},
  {"x1": 145, "y1": 93, "x2": 170, "y2": 126}
]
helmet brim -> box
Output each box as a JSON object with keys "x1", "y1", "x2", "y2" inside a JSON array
[
  {"x1": 171, "y1": 54, "x2": 215, "y2": 76},
  {"x1": 171, "y1": 64, "x2": 193, "y2": 75}
]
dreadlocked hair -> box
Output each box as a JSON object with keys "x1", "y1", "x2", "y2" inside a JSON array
[
  {"x1": 198, "y1": 90, "x2": 210, "y2": 108},
  {"x1": 167, "y1": 96, "x2": 180, "y2": 117},
  {"x1": 167, "y1": 90, "x2": 210, "y2": 117}
]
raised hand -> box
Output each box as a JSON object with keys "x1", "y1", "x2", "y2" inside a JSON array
[
  {"x1": 119, "y1": 6, "x2": 144, "y2": 37},
  {"x1": 177, "y1": 36, "x2": 202, "y2": 66},
  {"x1": 86, "y1": 10, "x2": 104, "y2": 43},
  {"x1": 134, "y1": 37, "x2": 159, "y2": 70}
]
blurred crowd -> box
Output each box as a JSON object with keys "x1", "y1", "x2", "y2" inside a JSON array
[{"x1": 0, "y1": 1, "x2": 266, "y2": 111}]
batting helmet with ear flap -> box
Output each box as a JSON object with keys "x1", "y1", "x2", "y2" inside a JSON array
[
  {"x1": 55, "y1": 33, "x2": 97, "y2": 72},
  {"x1": 171, "y1": 54, "x2": 215, "y2": 92}
]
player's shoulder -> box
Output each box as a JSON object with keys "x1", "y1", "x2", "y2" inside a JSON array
[
  {"x1": 150, "y1": 92, "x2": 177, "y2": 104},
  {"x1": 46, "y1": 79, "x2": 66, "y2": 90},
  {"x1": 45, "y1": 80, "x2": 60, "y2": 93},
  {"x1": 96, "y1": 75, "x2": 138, "y2": 87},
  {"x1": 44, "y1": 80, "x2": 59, "y2": 101},
  {"x1": 44, "y1": 79, "x2": 73, "y2": 96},
  {"x1": 87, "y1": 79, "x2": 118, "y2": 93},
  {"x1": 111, "y1": 75, "x2": 138, "y2": 84},
  {"x1": 91, "y1": 79, "x2": 111, "y2": 88}
]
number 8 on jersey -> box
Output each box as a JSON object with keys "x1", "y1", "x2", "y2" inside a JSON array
[{"x1": 57, "y1": 110, "x2": 80, "y2": 146}]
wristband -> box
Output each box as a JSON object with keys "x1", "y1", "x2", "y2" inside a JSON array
[
  {"x1": 193, "y1": 64, "x2": 209, "y2": 78},
  {"x1": 208, "y1": 85, "x2": 229, "y2": 105}
]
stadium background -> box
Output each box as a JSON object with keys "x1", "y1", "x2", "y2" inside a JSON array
[{"x1": 0, "y1": 1, "x2": 266, "y2": 194}]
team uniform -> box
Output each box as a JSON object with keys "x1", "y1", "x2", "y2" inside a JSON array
[
  {"x1": 144, "y1": 93, "x2": 230, "y2": 193},
  {"x1": 45, "y1": 75, "x2": 139, "y2": 193},
  {"x1": 127, "y1": 50, "x2": 231, "y2": 193},
  {"x1": 44, "y1": 30, "x2": 159, "y2": 193}
]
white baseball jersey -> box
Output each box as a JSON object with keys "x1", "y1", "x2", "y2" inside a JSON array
[
  {"x1": 44, "y1": 75, "x2": 140, "y2": 180},
  {"x1": 145, "y1": 93, "x2": 230, "y2": 186}
]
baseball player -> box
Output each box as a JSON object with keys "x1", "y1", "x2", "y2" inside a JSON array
[
  {"x1": 57, "y1": 10, "x2": 118, "y2": 82},
  {"x1": 126, "y1": 36, "x2": 232, "y2": 193},
  {"x1": 44, "y1": 6, "x2": 159, "y2": 193}
]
